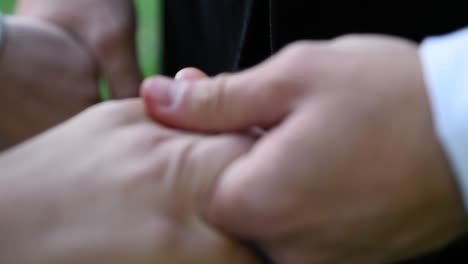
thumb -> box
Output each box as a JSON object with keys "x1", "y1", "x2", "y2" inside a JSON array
[{"x1": 141, "y1": 64, "x2": 299, "y2": 132}]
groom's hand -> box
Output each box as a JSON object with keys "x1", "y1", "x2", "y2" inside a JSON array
[{"x1": 142, "y1": 36, "x2": 467, "y2": 263}]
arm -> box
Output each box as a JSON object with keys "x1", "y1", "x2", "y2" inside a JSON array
[{"x1": 420, "y1": 27, "x2": 468, "y2": 210}]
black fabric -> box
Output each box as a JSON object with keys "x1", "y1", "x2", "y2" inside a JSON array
[
  {"x1": 162, "y1": 0, "x2": 468, "y2": 262},
  {"x1": 163, "y1": 0, "x2": 468, "y2": 75},
  {"x1": 163, "y1": 0, "x2": 254, "y2": 76},
  {"x1": 269, "y1": 1, "x2": 468, "y2": 51}
]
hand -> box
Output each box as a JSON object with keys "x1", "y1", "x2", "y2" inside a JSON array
[
  {"x1": 0, "y1": 17, "x2": 100, "y2": 148},
  {"x1": 141, "y1": 36, "x2": 468, "y2": 263},
  {"x1": 0, "y1": 17, "x2": 99, "y2": 149},
  {"x1": 16, "y1": 0, "x2": 142, "y2": 98},
  {"x1": 0, "y1": 99, "x2": 258, "y2": 264}
]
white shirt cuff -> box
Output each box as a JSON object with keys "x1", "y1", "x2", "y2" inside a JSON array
[{"x1": 420, "y1": 28, "x2": 468, "y2": 210}]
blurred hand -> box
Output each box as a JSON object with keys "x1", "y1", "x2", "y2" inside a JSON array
[
  {"x1": 0, "y1": 99, "x2": 258, "y2": 264},
  {"x1": 16, "y1": 0, "x2": 142, "y2": 98},
  {"x1": 0, "y1": 17, "x2": 99, "y2": 148},
  {"x1": 141, "y1": 36, "x2": 468, "y2": 263}
]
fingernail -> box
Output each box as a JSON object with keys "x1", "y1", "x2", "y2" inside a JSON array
[
  {"x1": 142, "y1": 77, "x2": 173, "y2": 107},
  {"x1": 142, "y1": 76, "x2": 189, "y2": 109}
]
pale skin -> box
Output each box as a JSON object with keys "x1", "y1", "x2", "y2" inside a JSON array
[
  {"x1": 0, "y1": 16, "x2": 99, "y2": 149},
  {"x1": 142, "y1": 35, "x2": 468, "y2": 263},
  {"x1": 0, "y1": 99, "x2": 259, "y2": 264}
]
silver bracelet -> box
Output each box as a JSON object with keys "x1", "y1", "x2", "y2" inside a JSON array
[{"x1": 0, "y1": 13, "x2": 8, "y2": 61}]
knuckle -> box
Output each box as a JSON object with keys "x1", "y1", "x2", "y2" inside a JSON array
[
  {"x1": 209, "y1": 74, "x2": 229, "y2": 113},
  {"x1": 193, "y1": 74, "x2": 230, "y2": 127},
  {"x1": 280, "y1": 41, "x2": 313, "y2": 66},
  {"x1": 263, "y1": 41, "x2": 324, "y2": 99},
  {"x1": 279, "y1": 41, "x2": 319, "y2": 74}
]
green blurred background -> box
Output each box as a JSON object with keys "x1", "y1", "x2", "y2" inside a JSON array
[{"x1": 0, "y1": 0, "x2": 161, "y2": 96}]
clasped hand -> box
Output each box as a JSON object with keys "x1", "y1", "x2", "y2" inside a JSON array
[
  {"x1": 4, "y1": 0, "x2": 468, "y2": 261},
  {"x1": 143, "y1": 36, "x2": 467, "y2": 263},
  {"x1": 0, "y1": 100, "x2": 258, "y2": 264}
]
